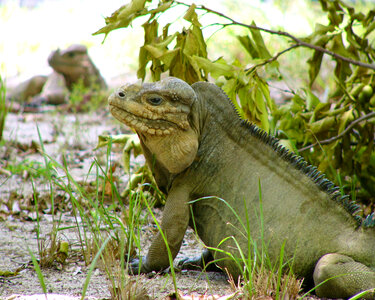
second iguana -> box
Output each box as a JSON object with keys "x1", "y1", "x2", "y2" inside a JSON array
[
  {"x1": 108, "y1": 77, "x2": 375, "y2": 299},
  {"x1": 8, "y1": 44, "x2": 106, "y2": 106}
]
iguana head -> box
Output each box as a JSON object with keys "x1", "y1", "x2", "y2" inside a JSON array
[
  {"x1": 109, "y1": 77, "x2": 199, "y2": 174},
  {"x1": 48, "y1": 45, "x2": 90, "y2": 76},
  {"x1": 48, "y1": 44, "x2": 105, "y2": 88}
]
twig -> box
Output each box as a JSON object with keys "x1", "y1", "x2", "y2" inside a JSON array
[
  {"x1": 298, "y1": 111, "x2": 375, "y2": 152},
  {"x1": 175, "y1": 1, "x2": 375, "y2": 71},
  {"x1": 246, "y1": 44, "x2": 300, "y2": 74}
]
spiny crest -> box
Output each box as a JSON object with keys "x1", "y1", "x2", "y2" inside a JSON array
[
  {"x1": 363, "y1": 213, "x2": 375, "y2": 227},
  {"x1": 216, "y1": 85, "x2": 374, "y2": 228},
  {"x1": 241, "y1": 116, "x2": 374, "y2": 228}
]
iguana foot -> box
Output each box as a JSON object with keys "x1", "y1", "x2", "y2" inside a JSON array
[
  {"x1": 313, "y1": 253, "x2": 375, "y2": 299},
  {"x1": 128, "y1": 256, "x2": 167, "y2": 275},
  {"x1": 23, "y1": 96, "x2": 48, "y2": 112},
  {"x1": 178, "y1": 249, "x2": 222, "y2": 272}
]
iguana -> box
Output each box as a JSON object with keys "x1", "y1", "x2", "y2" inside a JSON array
[
  {"x1": 108, "y1": 77, "x2": 375, "y2": 299},
  {"x1": 8, "y1": 44, "x2": 106, "y2": 106}
]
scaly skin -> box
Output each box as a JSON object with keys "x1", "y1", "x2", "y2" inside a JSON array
[
  {"x1": 109, "y1": 77, "x2": 375, "y2": 299},
  {"x1": 8, "y1": 44, "x2": 106, "y2": 105}
]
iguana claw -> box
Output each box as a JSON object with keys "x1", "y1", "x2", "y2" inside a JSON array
[
  {"x1": 178, "y1": 249, "x2": 221, "y2": 272},
  {"x1": 128, "y1": 256, "x2": 150, "y2": 275},
  {"x1": 128, "y1": 256, "x2": 165, "y2": 275},
  {"x1": 178, "y1": 256, "x2": 203, "y2": 271}
]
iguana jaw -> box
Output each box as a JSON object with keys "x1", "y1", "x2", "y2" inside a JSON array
[{"x1": 109, "y1": 100, "x2": 178, "y2": 136}]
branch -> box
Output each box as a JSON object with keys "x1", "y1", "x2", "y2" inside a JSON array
[
  {"x1": 298, "y1": 111, "x2": 375, "y2": 153},
  {"x1": 175, "y1": 1, "x2": 375, "y2": 71},
  {"x1": 224, "y1": 22, "x2": 375, "y2": 70}
]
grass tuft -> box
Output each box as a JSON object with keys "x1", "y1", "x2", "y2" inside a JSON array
[
  {"x1": 189, "y1": 181, "x2": 304, "y2": 299},
  {"x1": 0, "y1": 74, "x2": 8, "y2": 142}
]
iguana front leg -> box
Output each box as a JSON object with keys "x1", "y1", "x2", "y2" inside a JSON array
[
  {"x1": 313, "y1": 253, "x2": 375, "y2": 299},
  {"x1": 129, "y1": 181, "x2": 190, "y2": 274},
  {"x1": 39, "y1": 71, "x2": 69, "y2": 105}
]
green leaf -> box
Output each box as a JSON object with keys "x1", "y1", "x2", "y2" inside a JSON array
[
  {"x1": 311, "y1": 33, "x2": 333, "y2": 47},
  {"x1": 222, "y1": 79, "x2": 242, "y2": 115},
  {"x1": 304, "y1": 89, "x2": 321, "y2": 111},
  {"x1": 117, "y1": 0, "x2": 148, "y2": 19},
  {"x1": 93, "y1": 0, "x2": 149, "y2": 38},
  {"x1": 338, "y1": 109, "x2": 354, "y2": 134},
  {"x1": 344, "y1": 25, "x2": 362, "y2": 50},
  {"x1": 145, "y1": 45, "x2": 179, "y2": 68},
  {"x1": 183, "y1": 4, "x2": 202, "y2": 27},
  {"x1": 330, "y1": 33, "x2": 355, "y2": 59},
  {"x1": 93, "y1": 0, "x2": 172, "y2": 40},
  {"x1": 256, "y1": 76, "x2": 276, "y2": 113},
  {"x1": 153, "y1": 31, "x2": 178, "y2": 49},
  {"x1": 249, "y1": 21, "x2": 272, "y2": 60},
  {"x1": 185, "y1": 54, "x2": 203, "y2": 82},
  {"x1": 308, "y1": 116, "x2": 336, "y2": 135},
  {"x1": 363, "y1": 14, "x2": 375, "y2": 45},
  {"x1": 191, "y1": 56, "x2": 235, "y2": 79},
  {"x1": 314, "y1": 23, "x2": 336, "y2": 35},
  {"x1": 238, "y1": 84, "x2": 270, "y2": 132},
  {"x1": 237, "y1": 35, "x2": 259, "y2": 59},
  {"x1": 330, "y1": 35, "x2": 353, "y2": 82},
  {"x1": 183, "y1": 28, "x2": 206, "y2": 57},
  {"x1": 143, "y1": 19, "x2": 159, "y2": 44},
  {"x1": 278, "y1": 139, "x2": 296, "y2": 152},
  {"x1": 307, "y1": 50, "x2": 324, "y2": 86},
  {"x1": 327, "y1": 6, "x2": 344, "y2": 26},
  {"x1": 148, "y1": 1, "x2": 173, "y2": 15},
  {"x1": 334, "y1": 60, "x2": 352, "y2": 83},
  {"x1": 289, "y1": 94, "x2": 306, "y2": 113},
  {"x1": 144, "y1": 44, "x2": 165, "y2": 59},
  {"x1": 191, "y1": 25, "x2": 207, "y2": 58},
  {"x1": 319, "y1": 0, "x2": 328, "y2": 11},
  {"x1": 137, "y1": 20, "x2": 159, "y2": 80},
  {"x1": 253, "y1": 87, "x2": 270, "y2": 132},
  {"x1": 160, "y1": 49, "x2": 180, "y2": 69},
  {"x1": 137, "y1": 47, "x2": 149, "y2": 80}
]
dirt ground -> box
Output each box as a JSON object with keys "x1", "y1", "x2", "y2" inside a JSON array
[{"x1": 0, "y1": 109, "x2": 236, "y2": 299}]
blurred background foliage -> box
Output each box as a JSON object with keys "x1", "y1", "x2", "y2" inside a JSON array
[{"x1": 95, "y1": 0, "x2": 375, "y2": 212}]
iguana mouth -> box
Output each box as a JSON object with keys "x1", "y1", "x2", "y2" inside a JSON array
[{"x1": 109, "y1": 101, "x2": 177, "y2": 136}]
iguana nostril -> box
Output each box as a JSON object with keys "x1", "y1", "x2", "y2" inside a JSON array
[{"x1": 118, "y1": 91, "x2": 125, "y2": 98}]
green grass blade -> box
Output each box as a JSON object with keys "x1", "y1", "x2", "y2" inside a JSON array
[
  {"x1": 81, "y1": 234, "x2": 112, "y2": 300},
  {"x1": 36, "y1": 125, "x2": 56, "y2": 218},
  {"x1": 143, "y1": 195, "x2": 179, "y2": 296},
  {"x1": 0, "y1": 75, "x2": 8, "y2": 142},
  {"x1": 28, "y1": 248, "x2": 47, "y2": 296},
  {"x1": 275, "y1": 240, "x2": 286, "y2": 300},
  {"x1": 348, "y1": 289, "x2": 375, "y2": 300}
]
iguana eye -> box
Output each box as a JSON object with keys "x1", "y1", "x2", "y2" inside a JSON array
[
  {"x1": 147, "y1": 96, "x2": 163, "y2": 106},
  {"x1": 117, "y1": 91, "x2": 126, "y2": 98}
]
